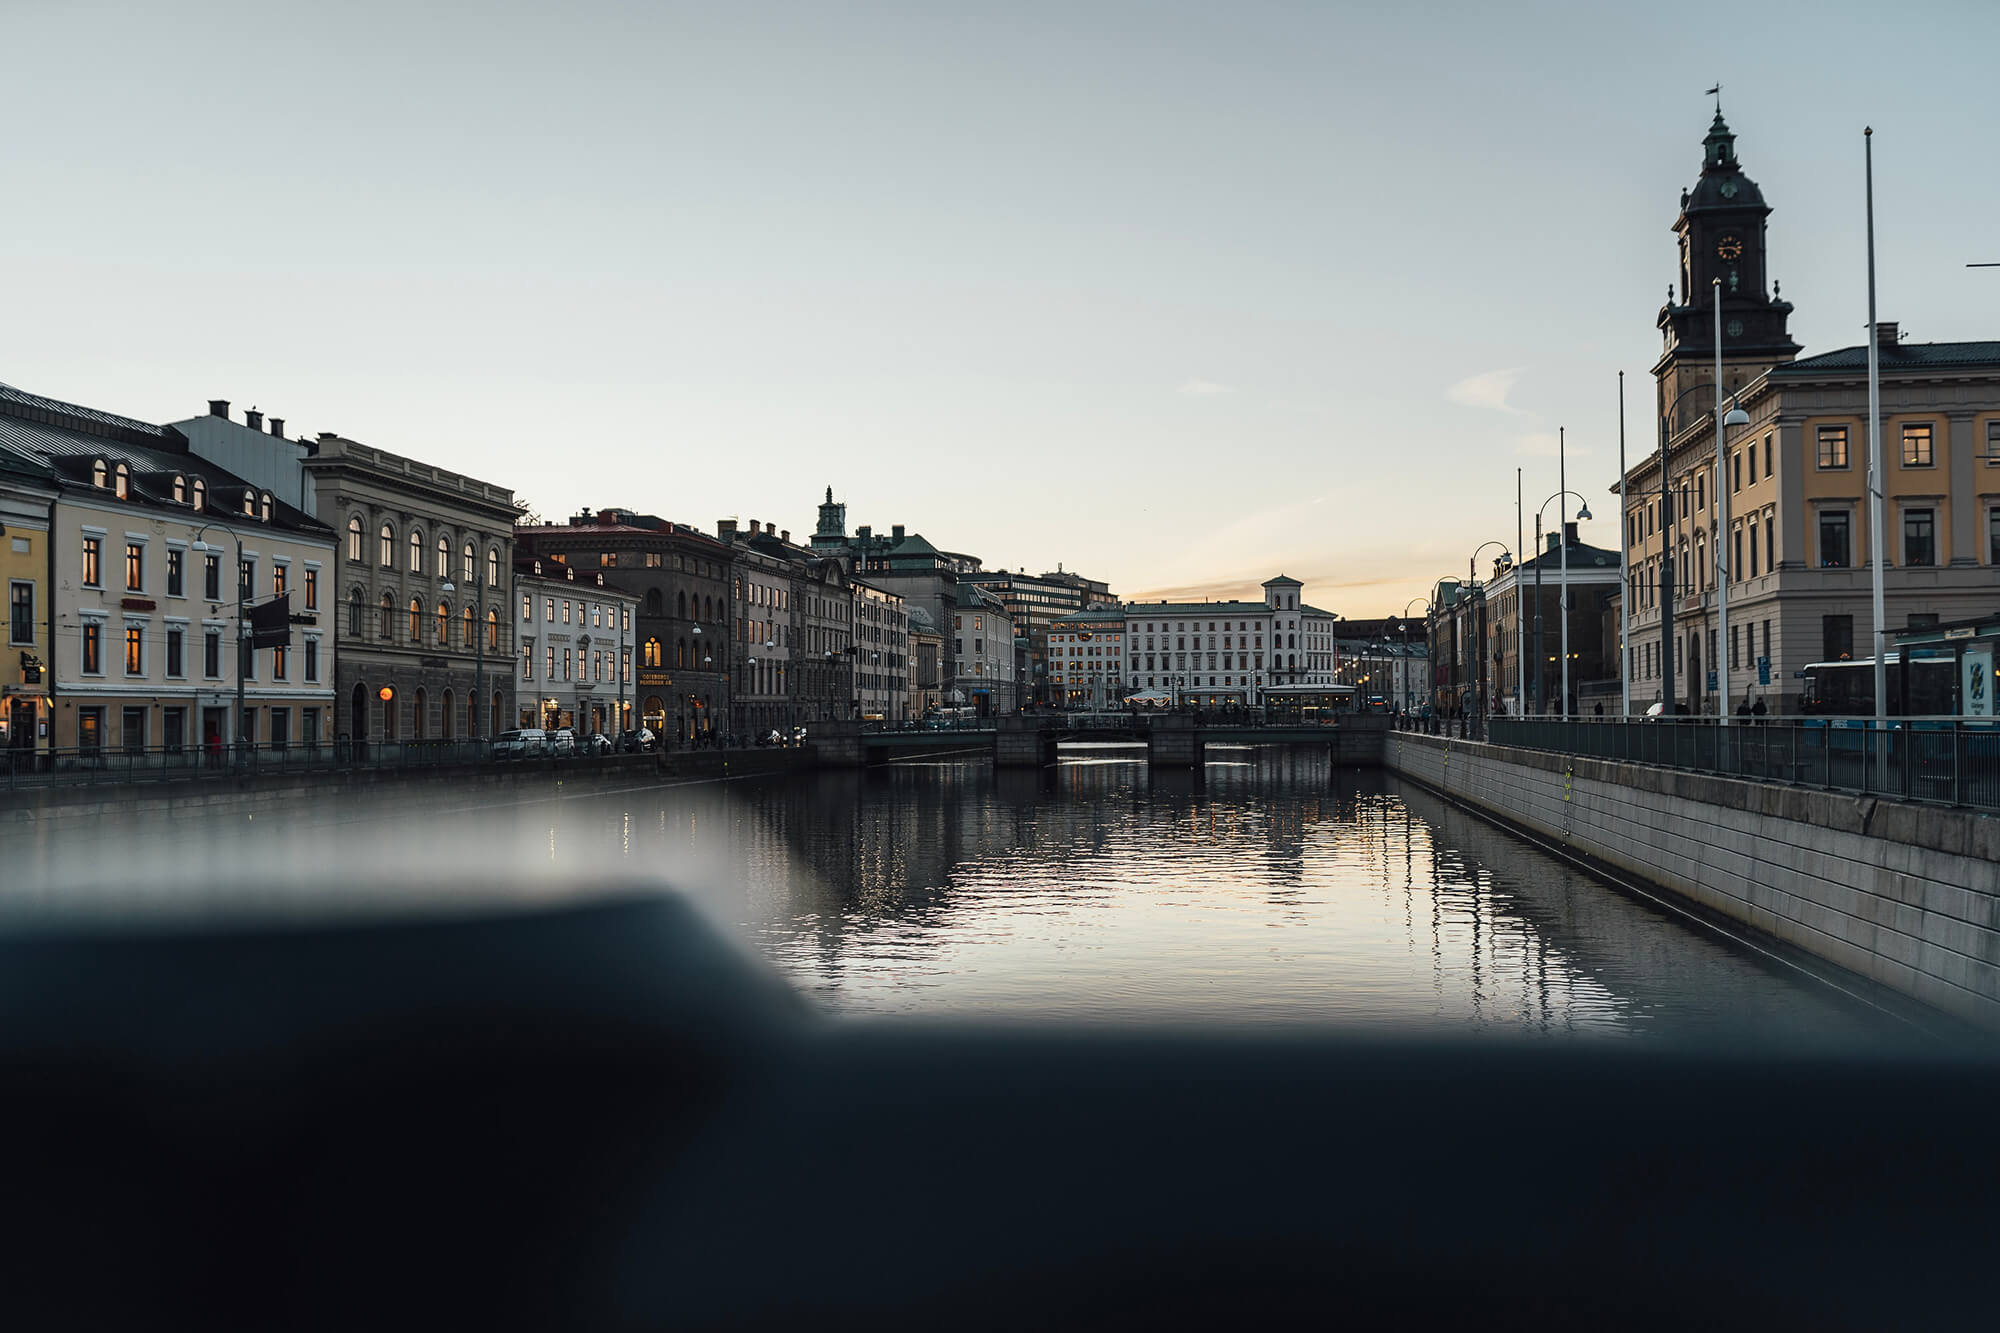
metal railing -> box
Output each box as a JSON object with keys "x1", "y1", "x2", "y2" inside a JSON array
[
  {"x1": 0, "y1": 738, "x2": 635, "y2": 792},
  {"x1": 1487, "y1": 717, "x2": 2000, "y2": 812}
]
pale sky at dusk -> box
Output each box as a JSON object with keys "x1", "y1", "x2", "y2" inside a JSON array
[{"x1": 7, "y1": 1, "x2": 1998, "y2": 618}]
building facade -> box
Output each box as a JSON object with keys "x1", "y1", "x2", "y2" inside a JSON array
[
  {"x1": 512, "y1": 555, "x2": 636, "y2": 735},
  {"x1": 951, "y1": 583, "x2": 1016, "y2": 715},
  {"x1": 798, "y1": 557, "x2": 855, "y2": 722},
  {"x1": 1049, "y1": 607, "x2": 1125, "y2": 709},
  {"x1": 1620, "y1": 110, "x2": 2000, "y2": 714},
  {"x1": 907, "y1": 606, "x2": 943, "y2": 717},
  {"x1": 0, "y1": 444, "x2": 57, "y2": 759},
  {"x1": 306, "y1": 432, "x2": 518, "y2": 743},
  {"x1": 718, "y1": 519, "x2": 798, "y2": 738},
  {"x1": 1120, "y1": 599, "x2": 1274, "y2": 707},
  {"x1": 3, "y1": 385, "x2": 337, "y2": 756},
  {"x1": 1481, "y1": 531, "x2": 1623, "y2": 716},
  {"x1": 519, "y1": 511, "x2": 734, "y2": 746},
  {"x1": 852, "y1": 578, "x2": 910, "y2": 721}
]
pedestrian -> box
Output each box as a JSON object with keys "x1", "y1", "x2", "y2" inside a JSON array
[
  {"x1": 1593, "y1": 701, "x2": 1604, "y2": 717},
  {"x1": 1752, "y1": 696, "x2": 1768, "y2": 722}
]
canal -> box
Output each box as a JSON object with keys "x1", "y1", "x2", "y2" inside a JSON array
[{"x1": 1, "y1": 747, "x2": 1911, "y2": 1044}]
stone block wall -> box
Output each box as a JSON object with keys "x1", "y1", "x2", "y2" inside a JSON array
[{"x1": 1385, "y1": 732, "x2": 2000, "y2": 1029}]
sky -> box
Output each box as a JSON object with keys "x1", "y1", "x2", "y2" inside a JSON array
[{"x1": 7, "y1": 0, "x2": 1999, "y2": 618}]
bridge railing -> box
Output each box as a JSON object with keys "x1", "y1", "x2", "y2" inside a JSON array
[
  {"x1": 1486, "y1": 718, "x2": 2000, "y2": 812},
  {"x1": 0, "y1": 738, "x2": 669, "y2": 793}
]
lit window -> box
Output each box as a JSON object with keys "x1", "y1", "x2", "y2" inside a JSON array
[{"x1": 1901, "y1": 422, "x2": 1935, "y2": 468}]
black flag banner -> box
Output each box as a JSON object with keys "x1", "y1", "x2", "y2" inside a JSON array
[{"x1": 249, "y1": 592, "x2": 292, "y2": 649}]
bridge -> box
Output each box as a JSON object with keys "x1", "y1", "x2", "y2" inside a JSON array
[{"x1": 816, "y1": 713, "x2": 1392, "y2": 768}]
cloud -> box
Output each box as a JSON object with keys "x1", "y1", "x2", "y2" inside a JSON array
[
  {"x1": 1176, "y1": 379, "x2": 1234, "y2": 396},
  {"x1": 1447, "y1": 367, "x2": 1527, "y2": 415}
]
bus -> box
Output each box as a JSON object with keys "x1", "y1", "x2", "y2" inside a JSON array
[{"x1": 1798, "y1": 655, "x2": 1955, "y2": 717}]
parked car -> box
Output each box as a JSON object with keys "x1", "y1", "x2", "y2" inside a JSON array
[
  {"x1": 548, "y1": 728, "x2": 578, "y2": 757},
  {"x1": 619, "y1": 728, "x2": 655, "y2": 754},
  {"x1": 585, "y1": 733, "x2": 613, "y2": 755},
  {"x1": 492, "y1": 728, "x2": 548, "y2": 760}
]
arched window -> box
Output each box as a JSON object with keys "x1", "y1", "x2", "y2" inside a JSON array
[
  {"x1": 442, "y1": 688, "x2": 455, "y2": 740},
  {"x1": 379, "y1": 592, "x2": 394, "y2": 639},
  {"x1": 172, "y1": 475, "x2": 188, "y2": 504},
  {"x1": 643, "y1": 588, "x2": 663, "y2": 616},
  {"x1": 487, "y1": 547, "x2": 500, "y2": 588},
  {"x1": 190, "y1": 478, "x2": 206, "y2": 512},
  {"x1": 347, "y1": 516, "x2": 364, "y2": 562},
  {"x1": 676, "y1": 639, "x2": 686, "y2": 669},
  {"x1": 461, "y1": 541, "x2": 475, "y2": 583},
  {"x1": 486, "y1": 609, "x2": 499, "y2": 651},
  {"x1": 436, "y1": 535, "x2": 449, "y2": 578},
  {"x1": 348, "y1": 588, "x2": 363, "y2": 637},
  {"x1": 413, "y1": 688, "x2": 428, "y2": 741},
  {"x1": 113, "y1": 463, "x2": 130, "y2": 498},
  {"x1": 242, "y1": 489, "x2": 256, "y2": 516},
  {"x1": 379, "y1": 523, "x2": 395, "y2": 567},
  {"x1": 643, "y1": 638, "x2": 662, "y2": 668},
  {"x1": 408, "y1": 598, "x2": 422, "y2": 642},
  {"x1": 408, "y1": 530, "x2": 424, "y2": 574},
  {"x1": 462, "y1": 605, "x2": 474, "y2": 647},
  {"x1": 677, "y1": 590, "x2": 688, "y2": 619},
  {"x1": 91, "y1": 459, "x2": 107, "y2": 488},
  {"x1": 351, "y1": 683, "x2": 370, "y2": 740},
  {"x1": 704, "y1": 596, "x2": 714, "y2": 622},
  {"x1": 259, "y1": 493, "x2": 273, "y2": 522},
  {"x1": 436, "y1": 601, "x2": 450, "y2": 644}
]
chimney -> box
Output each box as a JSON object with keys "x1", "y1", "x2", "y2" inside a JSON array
[
  {"x1": 747, "y1": 519, "x2": 758, "y2": 538},
  {"x1": 718, "y1": 519, "x2": 737, "y2": 541},
  {"x1": 268, "y1": 417, "x2": 284, "y2": 438},
  {"x1": 780, "y1": 529, "x2": 790, "y2": 544},
  {"x1": 1875, "y1": 320, "x2": 1899, "y2": 348},
  {"x1": 208, "y1": 400, "x2": 230, "y2": 419},
  {"x1": 1564, "y1": 520, "x2": 1579, "y2": 546},
  {"x1": 317, "y1": 431, "x2": 339, "y2": 444},
  {"x1": 858, "y1": 525, "x2": 872, "y2": 544},
  {"x1": 765, "y1": 522, "x2": 776, "y2": 536},
  {"x1": 1546, "y1": 532, "x2": 1560, "y2": 554},
  {"x1": 597, "y1": 509, "x2": 618, "y2": 525},
  {"x1": 244, "y1": 409, "x2": 263, "y2": 432},
  {"x1": 892, "y1": 524, "x2": 905, "y2": 542}
]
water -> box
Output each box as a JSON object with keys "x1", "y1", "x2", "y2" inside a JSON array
[{"x1": 1, "y1": 747, "x2": 1910, "y2": 1044}]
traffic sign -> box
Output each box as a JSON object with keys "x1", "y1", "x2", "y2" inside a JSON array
[
  {"x1": 1757, "y1": 655, "x2": 1771, "y2": 686},
  {"x1": 1707, "y1": 670, "x2": 1718, "y2": 692}
]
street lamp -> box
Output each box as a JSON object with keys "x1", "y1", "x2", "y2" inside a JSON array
[
  {"x1": 1710, "y1": 276, "x2": 1754, "y2": 728},
  {"x1": 189, "y1": 522, "x2": 248, "y2": 773},
  {"x1": 1532, "y1": 490, "x2": 1593, "y2": 717},
  {"x1": 1467, "y1": 541, "x2": 1510, "y2": 731}
]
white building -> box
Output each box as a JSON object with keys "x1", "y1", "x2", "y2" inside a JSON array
[
  {"x1": 512, "y1": 555, "x2": 637, "y2": 737},
  {"x1": 951, "y1": 583, "x2": 1016, "y2": 715}
]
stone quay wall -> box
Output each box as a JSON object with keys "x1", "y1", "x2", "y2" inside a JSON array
[{"x1": 1384, "y1": 730, "x2": 2000, "y2": 1030}]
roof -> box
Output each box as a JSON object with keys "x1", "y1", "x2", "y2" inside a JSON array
[
  {"x1": 1051, "y1": 607, "x2": 1125, "y2": 628},
  {"x1": 1261, "y1": 574, "x2": 1302, "y2": 587},
  {"x1": 1769, "y1": 341, "x2": 2000, "y2": 377},
  {"x1": 1122, "y1": 600, "x2": 1272, "y2": 617},
  {"x1": 1513, "y1": 538, "x2": 1621, "y2": 574},
  {"x1": 0, "y1": 382, "x2": 180, "y2": 446},
  {"x1": 1299, "y1": 602, "x2": 1337, "y2": 618}
]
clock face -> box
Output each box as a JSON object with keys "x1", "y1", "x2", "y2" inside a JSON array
[
  {"x1": 1720, "y1": 180, "x2": 1740, "y2": 199},
  {"x1": 1727, "y1": 319, "x2": 1744, "y2": 338},
  {"x1": 1716, "y1": 234, "x2": 1745, "y2": 261}
]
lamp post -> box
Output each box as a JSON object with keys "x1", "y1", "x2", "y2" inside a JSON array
[
  {"x1": 189, "y1": 522, "x2": 247, "y2": 773},
  {"x1": 1711, "y1": 277, "x2": 1752, "y2": 728},
  {"x1": 1467, "y1": 541, "x2": 1510, "y2": 731},
  {"x1": 1532, "y1": 491, "x2": 1593, "y2": 716},
  {"x1": 1400, "y1": 597, "x2": 1430, "y2": 717}
]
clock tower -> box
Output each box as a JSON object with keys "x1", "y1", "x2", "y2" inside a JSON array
[{"x1": 1654, "y1": 109, "x2": 1800, "y2": 417}]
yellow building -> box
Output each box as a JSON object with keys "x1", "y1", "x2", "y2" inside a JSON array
[
  {"x1": 0, "y1": 445, "x2": 57, "y2": 759},
  {"x1": 1620, "y1": 111, "x2": 2000, "y2": 714},
  {"x1": 3, "y1": 385, "x2": 338, "y2": 759}
]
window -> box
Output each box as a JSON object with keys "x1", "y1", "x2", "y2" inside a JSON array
[
  {"x1": 348, "y1": 589, "x2": 363, "y2": 636},
  {"x1": 1901, "y1": 422, "x2": 1934, "y2": 468},
  {"x1": 304, "y1": 567, "x2": 317, "y2": 610},
  {"x1": 166, "y1": 626, "x2": 185, "y2": 678},
  {"x1": 304, "y1": 637, "x2": 319, "y2": 682},
  {"x1": 272, "y1": 564, "x2": 287, "y2": 598},
  {"x1": 379, "y1": 592, "x2": 394, "y2": 639},
  {"x1": 462, "y1": 541, "x2": 475, "y2": 582},
  {"x1": 113, "y1": 464, "x2": 130, "y2": 498},
  {"x1": 167, "y1": 548, "x2": 185, "y2": 597},
  {"x1": 1732, "y1": 452, "x2": 1742, "y2": 493},
  {"x1": 82, "y1": 621, "x2": 102, "y2": 674},
  {"x1": 124, "y1": 625, "x2": 144, "y2": 675},
  {"x1": 522, "y1": 641, "x2": 534, "y2": 679},
  {"x1": 190, "y1": 478, "x2": 206, "y2": 512},
  {"x1": 1764, "y1": 518, "x2": 1774, "y2": 574},
  {"x1": 1764, "y1": 434, "x2": 1774, "y2": 479},
  {"x1": 487, "y1": 547, "x2": 500, "y2": 588},
  {"x1": 1822, "y1": 614, "x2": 1854, "y2": 662},
  {"x1": 259, "y1": 493, "x2": 273, "y2": 522},
  {"x1": 239, "y1": 558, "x2": 254, "y2": 601},
  {"x1": 1696, "y1": 472, "x2": 1705, "y2": 512},
  {"x1": 9, "y1": 582, "x2": 32, "y2": 645},
  {"x1": 487, "y1": 610, "x2": 500, "y2": 651},
  {"x1": 409, "y1": 530, "x2": 424, "y2": 573},
  {"x1": 1816, "y1": 426, "x2": 1849, "y2": 469},
  {"x1": 204, "y1": 554, "x2": 221, "y2": 602},
  {"x1": 545, "y1": 598, "x2": 554, "y2": 622},
  {"x1": 1731, "y1": 528, "x2": 1742, "y2": 584},
  {"x1": 379, "y1": 524, "x2": 395, "y2": 567},
  {"x1": 1747, "y1": 519, "x2": 1759, "y2": 578},
  {"x1": 1991, "y1": 508, "x2": 2000, "y2": 565},
  {"x1": 172, "y1": 475, "x2": 188, "y2": 504},
  {"x1": 348, "y1": 516, "x2": 364, "y2": 562},
  {"x1": 82, "y1": 536, "x2": 102, "y2": 587},
  {"x1": 644, "y1": 638, "x2": 662, "y2": 667},
  {"x1": 436, "y1": 535, "x2": 449, "y2": 578},
  {"x1": 272, "y1": 643, "x2": 287, "y2": 680},
  {"x1": 1902, "y1": 508, "x2": 1936, "y2": 567},
  {"x1": 408, "y1": 599, "x2": 422, "y2": 641},
  {"x1": 1986, "y1": 421, "x2": 2000, "y2": 463},
  {"x1": 436, "y1": 602, "x2": 450, "y2": 644},
  {"x1": 91, "y1": 459, "x2": 107, "y2": 488},
  {"x1": 123, "y1": 543, "x2": 143, "y2": 591},
  {"x1": 1818, "y1": 510, "x2": 1851, "y2": 569},
  {"x1": 546, "y1": 645, "x2": 555, "y2": 679},
  {"x1": 204, "y1": 628, "x2": 222, "y2": 677}
]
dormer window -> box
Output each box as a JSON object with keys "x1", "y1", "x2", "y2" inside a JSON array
[
  {"x1": 113, "y1": 463, "x2": 130, "y2": 499},
  {"x1": 172, "y1": 475, "x2": 187, "y2": 504},
  {"x1": 242, "y1": 489, "x2": 256, "y2": 516},
  {"x1": 259, "y1": 493, "x2": 273, "y2": 522},
  {"x1": 190, "y1": 478, "x2": 207, "y2": 512},
  {"x1": 91, "y1": 459, "x2": 108, "y2": 488}
]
